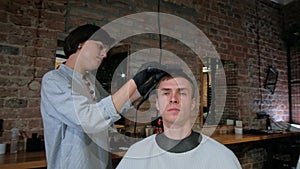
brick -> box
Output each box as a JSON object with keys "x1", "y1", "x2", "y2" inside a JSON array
[
  {"x1": 7, "y1": 55, "x2": 34, "y2": 67},
  {"x1": 37, "y1": 48, "x2": 56, "y2": 58},
  {"x1": 0, "y1": 11, "x2": 7, "y2": 23},
  {"x1": 15, "y1": 108, "x2": 41, "y2": 118},
  {"x1": 44, "y1": 20, "x2": 65, "y2": 31},
  {"x1": 23, "y1": 27, "x2": 38, "y2": 37},
  {"x1": 19, "y1": 67, "x2": 35, "y2": 77},
  {"x1": 28, "y1": 119, "x2": 42, "y2": 129},
  {"x1": 36, "y1": 68, "x2": 52, "y2": 78},
  {"x1": 0, "y1": 99, "x2": 3, "y2": 108},
  {"x1": 27, "y1": 98, "x2": 40, "y2": 108},
  {"x1": 0, "y1": 77, "x2": 31, "y2": 88},
  {"x1": 22, "y1": 47, "x2": 37, "y2": 57},
  {"x1": 3, "y1": 109, "x2": 18, "y2": 118},
  {"x1": 28, "y1": 80, "x2": 41, "y2": 91},
  {"x1": 0, "y1": 87, "x2": 18, "y2": 98},
  {"x1": 0, "y1": 45, "x2": 19, "y2": 55},
  {"x1": 35, "y1": 29, "x2": 57, "y2": 39},
  {"x1": 7, "y1": 35, "x2": 33, "y2": 46},
  {"x1": 10, "y1": 15, "x2": 32, "y2": 27},
  {"x1": 4, "y1": 98, "x2": 28, "y2": 108},
  {"x1": 35, "y1": 57, "x2": 55, "y2": 69},
  {"x1": 47, "y1": 1, "x2": 67, "y2": 13},
  {"x1": 19, "y1": 87, "x2": 41, "y2": 98}
]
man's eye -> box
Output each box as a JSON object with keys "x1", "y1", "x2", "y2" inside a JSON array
[
  {"x1": 180, "y1": 92, "x2": 187, "y2": 95},
  {"x1": 99, "y1": 44, "x2": 104, "y2": 50},
  {"x1": 162, "y1": 92, "x2": 169, "y2": 95},
  {"x1": 99, "y1": 44, "x2": 109, "y2": 50}
]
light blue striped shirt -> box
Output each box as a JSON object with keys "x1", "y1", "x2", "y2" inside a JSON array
[{"x1": 41, "y1": 64, "x2": 130, "y2": 169}]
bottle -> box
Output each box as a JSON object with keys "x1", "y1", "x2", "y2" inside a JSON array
[
  {"x1": 10, "y1": 128, "x2": 19, "y2": 153},
  {"x1": 157, "y1": 119, "x2": 163, "y2": 133},
  {"x1": 145, "y1": 125, "x2": 153, "y2": 137},
  {"x1": 266, "y1": 116, "x2": 271, "y2": 131}
]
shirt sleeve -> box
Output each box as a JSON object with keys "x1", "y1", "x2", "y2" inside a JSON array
[{"x1": 41, "y1": 73, "x2": 121, "y2": 134}]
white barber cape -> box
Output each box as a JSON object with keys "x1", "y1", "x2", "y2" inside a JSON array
[{"x1": 117, "y1": 134, "x2": 242, "y2": 169}]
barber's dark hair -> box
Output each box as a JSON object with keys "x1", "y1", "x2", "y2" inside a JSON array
[{"x1": 63, "y1": 24, "x2": 100, "y2": 59}]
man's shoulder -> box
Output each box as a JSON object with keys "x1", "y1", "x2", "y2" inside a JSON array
[
  {"x1": 42, "y1": 68, "x2": 60, "y2": 80},
  {"x1": 130, "y1": 135, "x2": 156, "y2": 148},
  {"x1": 42, "y1": 66, "x2": 71, "y2": 83},
  {"x1": 200, "y1": 134, "x2": 236, "y2": 155},
  {"x1": 123, "y1": 135, "x2": 158, "y2": 157},
  {"x1": 199, "y1": 135, "x2": 242, "y2": 168}
]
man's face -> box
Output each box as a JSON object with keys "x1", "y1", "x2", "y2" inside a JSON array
[
  {"x1": 78, "y1": 40, "x2": 108, "y2": 71},
  {"x1": 155, "y1": 77, "x2": 196, "y2": 127}
]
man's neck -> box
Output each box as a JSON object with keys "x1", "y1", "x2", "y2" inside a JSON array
[
  {"x1": 65, "y1": 54, "x2": 85, "y2": 75},
  {"x1": 163, "y1": 122, "x2": 193, "y2": 140}
]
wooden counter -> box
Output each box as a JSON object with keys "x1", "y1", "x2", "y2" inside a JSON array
[
  {"x1": 0, "y1": 151, "x2": 46, "y2": 169},
  {"x1": 0, "y1": 132, "x2": 299, "y2": 168},
  {"x1": 211, "y1": 131, "x2": 300, "y2": 145}
]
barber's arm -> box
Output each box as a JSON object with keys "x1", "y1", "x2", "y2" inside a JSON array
[
  {"x1": 41, "y1": 75, "x2": 120, "y2": 133},
  {"x1": 112, "y1": 79, "x2": 138, "y2": 113},
  {"x1": 112, "y1": 62, "x2": 164, "y2": 112}
]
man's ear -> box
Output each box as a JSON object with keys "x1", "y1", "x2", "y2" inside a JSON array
[
  {"x1": 155, "y1": 99, "x2": 159, "y2": 111},
  {"x1": 78, "y1": 42, "x2": 85, "y2": 49}
]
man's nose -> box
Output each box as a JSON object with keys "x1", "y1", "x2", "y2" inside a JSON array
[{"x1": 169, "y1": 93, "x2": 179, "y2": 103}]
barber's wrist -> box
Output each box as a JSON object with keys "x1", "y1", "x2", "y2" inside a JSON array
[
  {"x1": 129, "y1": 79, "x2": 141, "y2": 105},
  {"x1": 129, "y1": 90, "x2": 141, "y2": 104},
  {"x1": 131, "y1": 78, "x2": 138, "y2": 89}
]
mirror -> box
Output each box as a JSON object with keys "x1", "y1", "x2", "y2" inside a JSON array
[
  {"x1": 264, "y1": 66, "x2": 278, "y2": 94},
  {"x1": 202, "y1": 59, "x2": 238, "y2": 125},
  {"x1": 96, "y1": 43, "x2": 130, "y2": 93},
  {"x1": 96, "y1": 43, "x2": 130, "y2": 126}
]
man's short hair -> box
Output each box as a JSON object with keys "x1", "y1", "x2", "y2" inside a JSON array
[{"x1": 156, "y1": 68, "x2": 196, "y2": 98}]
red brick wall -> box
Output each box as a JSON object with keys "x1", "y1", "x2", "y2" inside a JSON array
[{"x1": 0, "y1": 0, "x2": 66, "y2": 143}]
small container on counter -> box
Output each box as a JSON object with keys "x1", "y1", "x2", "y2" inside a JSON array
[
  {"x1": 10, "y1": 128, "x2": 19, "y2": 153},
  {"x1": 145, "y1": 125, "x2": 153, "y2": 137}
]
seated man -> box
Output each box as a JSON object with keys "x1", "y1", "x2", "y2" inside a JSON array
[{"x1": 117, "y1": 67, "x2": 242, "y2": 169}]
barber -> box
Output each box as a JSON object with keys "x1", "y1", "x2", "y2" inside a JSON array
[{"x1": 41, "y1": 24, "x2": 162, "y2": 169}]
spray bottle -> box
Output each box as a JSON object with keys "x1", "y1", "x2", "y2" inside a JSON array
[{"x1": 10, "y1": 128, "x2": 19, "y2": 153}]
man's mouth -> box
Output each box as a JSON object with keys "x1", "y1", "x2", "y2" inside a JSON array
[
  {"x1": 167, "y1": 108, "x2": 180, "y2": 112},
  {"x1": 96, "y1": 57, "x2": 102, "y2": 62}
]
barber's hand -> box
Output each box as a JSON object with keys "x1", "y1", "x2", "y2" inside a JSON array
[
  {"x1": 134, "y1": 72, "x2": 167, "y2": 109},
  {"x1": 137, "y1": 72, "x2": 166, "y2": 97},
  {"x1": 133, "y1": 62, "x2": 164, "y2": 95}
]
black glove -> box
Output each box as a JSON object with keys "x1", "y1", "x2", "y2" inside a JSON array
[
  {"x1": 133, "y1": 62, "x2": 165, "y2": 95},
  {"x1": 137, "y1": 65, "x2": 183, "y2": 98},
  {"x1": 137, "y1": 72, "x2": 167, "y2": 97},
  {"x1": 135, "y1": 72, "x2": 167, "y2": 109}
]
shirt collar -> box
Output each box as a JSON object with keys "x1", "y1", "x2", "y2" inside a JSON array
[{"x1": 59, "y1": 64, "x2": 84, "y2": 80}]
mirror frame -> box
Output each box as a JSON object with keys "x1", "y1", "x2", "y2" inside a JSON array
[{"x1": 264, "y1": 66, "x2": 278, "y2": 94}]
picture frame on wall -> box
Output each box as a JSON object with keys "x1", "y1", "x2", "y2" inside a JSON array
[{"x1": 264, "y1": 66, "x2": 278, "y2": 94}]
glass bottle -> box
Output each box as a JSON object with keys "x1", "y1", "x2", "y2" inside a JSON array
[{"x1": 10, "y1": 128, "x2": 19, "y2": 153}]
